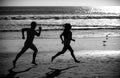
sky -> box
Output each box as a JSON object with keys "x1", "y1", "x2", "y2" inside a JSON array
[{"x1": 0, "y1": 0, "x2": 120, "y2": 6}]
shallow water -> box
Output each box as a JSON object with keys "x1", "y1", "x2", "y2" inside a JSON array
[{"x1": 0, "y1": 30, "x2": 120, "y2": 40}]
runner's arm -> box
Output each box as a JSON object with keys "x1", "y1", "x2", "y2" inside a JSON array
[{"x1": 35, "y1": 27, "x2": 42, "y2": 37}]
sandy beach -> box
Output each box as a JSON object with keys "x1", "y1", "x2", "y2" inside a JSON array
[{"x1": 0, "y1": 31, "x2": 120, "y2": 78}]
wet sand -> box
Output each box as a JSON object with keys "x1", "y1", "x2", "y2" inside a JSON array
[{"x1": 0, "y1": 32, "x2": 120, "y2": 78}]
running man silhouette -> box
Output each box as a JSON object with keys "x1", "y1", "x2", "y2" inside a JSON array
[
  {"x1": 13, "y1": 21, "x2": 42, "y2": 68},
  {"x1": 51, "y1": 23, "x2": 80, "y2": 63}
]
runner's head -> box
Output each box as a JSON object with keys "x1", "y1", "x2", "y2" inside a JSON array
[
  {"x1": 31, "y1": 21, "x2": 37, "y2": 29},
  {"x1": 64, "y1": 23, "x2": 72, "y2": 30}
]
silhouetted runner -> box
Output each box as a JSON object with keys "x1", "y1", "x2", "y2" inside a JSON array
[
  {"x1": 51, "y1": 23, "x2": 80, "y2": 63},
  {"x1": 13, "y1": 21, "x2": 42, "y2": 68}
]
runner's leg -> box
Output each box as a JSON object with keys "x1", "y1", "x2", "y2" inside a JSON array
[{"x1": 30, "y1": 44, "x2": 38, "y2": 65}]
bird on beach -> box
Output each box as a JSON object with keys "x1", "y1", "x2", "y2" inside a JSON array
[
  {"x1": 103, "y1": 40, "x2": 106, "y2": 43},
  {"x1": 106, "y1": 33, "x2": 111, "y2": 40},
  {"x1": 103, "y1": 40, "x2": 106, "y2": 46},
  {"x1": 102, "y1": 33, "x2": 111, "y2": 46}
]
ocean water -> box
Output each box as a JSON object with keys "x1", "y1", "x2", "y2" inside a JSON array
[{"x1": 0, "y1": 6, "x2": 120, "y2": 38}]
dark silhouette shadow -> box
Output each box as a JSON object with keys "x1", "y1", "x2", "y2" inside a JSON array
[
  {"x1": 4, "y1": 66, "x2": 34, "y2": 78},
  {"x1": 51, "y1": 23, "x2": 80, "y2": 63},
  {"x1": 13, "y1": 21, "x2": 42, "y2": 68},
  {"x1": 44, "y1": 66, "x2": 77, "y2": 78}
]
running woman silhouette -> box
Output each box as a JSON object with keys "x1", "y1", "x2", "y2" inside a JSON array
[
  {"x1": 51, "y1": 23, "x2": 80, "y2": 63},
  {"x1": 13, "y1": 21, "x2": 42, "y2": 68}
]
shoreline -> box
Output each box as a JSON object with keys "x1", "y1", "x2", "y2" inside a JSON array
[
  {"x1": 0, "y1": 36, "x2": 120, "y2": 52},
  {"x1": 0, "y1": 28, "x2": 120, "y2": 32}
]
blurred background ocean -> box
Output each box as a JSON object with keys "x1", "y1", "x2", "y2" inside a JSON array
[{"x1": 0, "y1": 6, "x2": 120, "y2": 38}]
